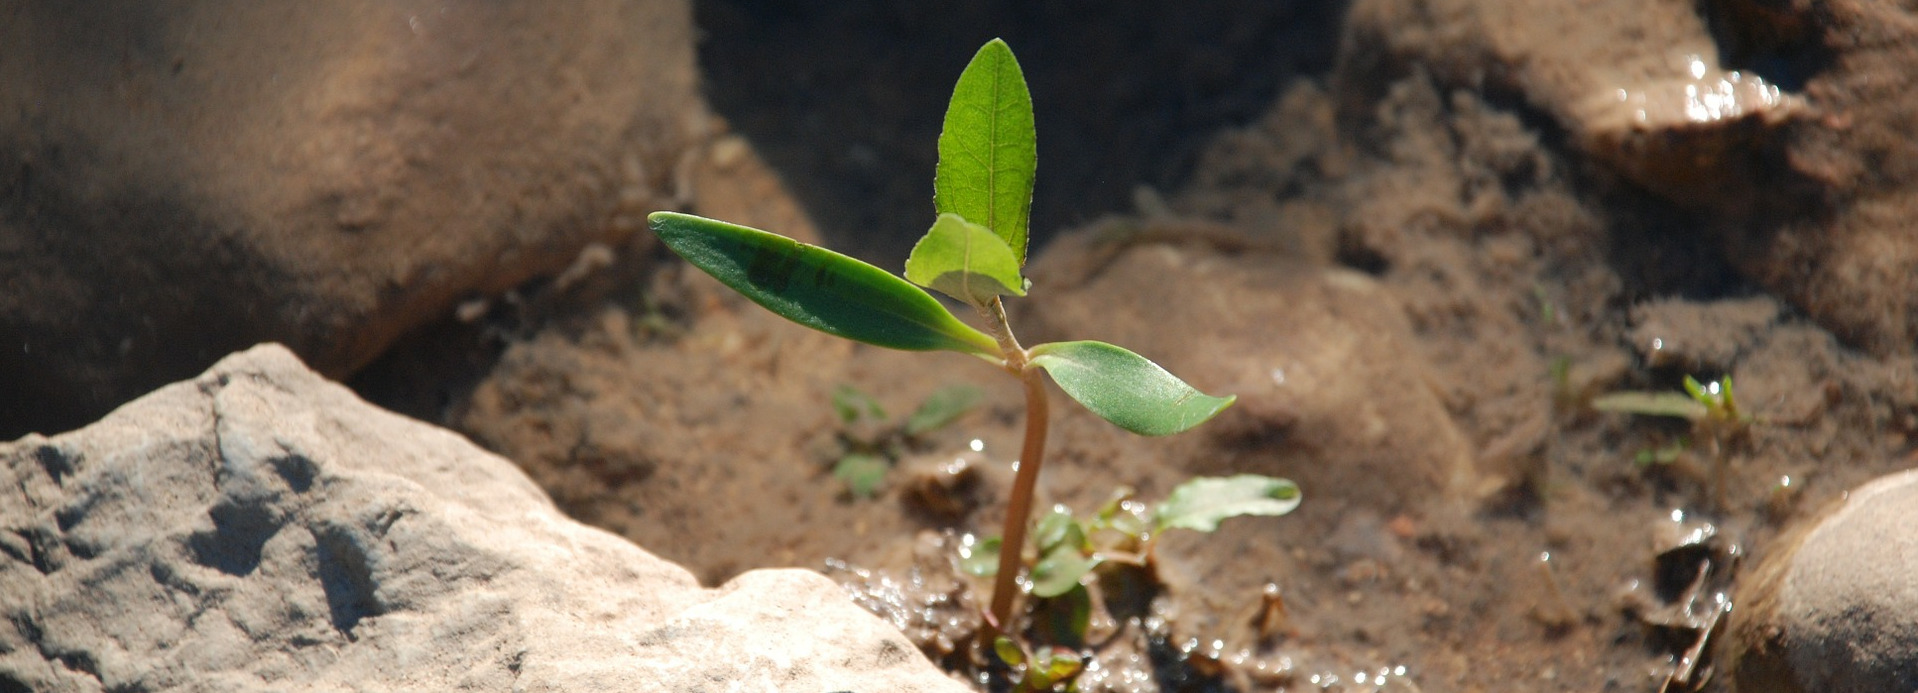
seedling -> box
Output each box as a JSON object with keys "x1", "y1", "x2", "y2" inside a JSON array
[
  {"x1": 1594, "y1": 375, "x2": 1753, "y2": 507},
  {"x1": 648, "y1": 39, "x2": 1297, "y2": 647},
  {"x1": 829, "y1": 383, "x2": 983, "y2": 498}
]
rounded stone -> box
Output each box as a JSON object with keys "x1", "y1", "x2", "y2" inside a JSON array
[{"x1": 1727, "y1": 468, "x2": 1918, "y2": 693}]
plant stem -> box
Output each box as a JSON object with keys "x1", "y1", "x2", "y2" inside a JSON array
[{"x1": 989, "y1": 364, "x2": 1050, "y2": 631}]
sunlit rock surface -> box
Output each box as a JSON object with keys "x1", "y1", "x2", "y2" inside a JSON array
[{"x1": 0, "y1": 344, "x2": 967, "y2": 693}]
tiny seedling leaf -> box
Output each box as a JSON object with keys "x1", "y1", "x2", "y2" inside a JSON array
[
  {"x1": 904, "y1": 213, "x2": 1026, "y2": 306},
  {"x1": 905, "y1": 384, "x2": 984, "y2": 436},
  {"x1": 649, "y1": 212, "x2": 999, "y2": 356},
  {"x1": 1155, "y1": 475, "x2": 1302, "y2": 533},
  {"x1": 1592, "y1": 391, "x2": 1707, "y2": 420},
  {"x1": 833, "y1": 454, "x2": 888, "y2": 498},
  {"x1": 992, "y1": 636, "x2": 1026, "y2": 668},
  {"x1": 935, "y1": 39, "x2": 1037, "y2": 263},
  {"x1": 1033, "y1": 506, "x2": 1077, "y2": 552},
  {"x1": 1030, "y1": 544, "x2": 1097, "y2": 598},
  {"x1": 1028, "y1": 340, "x2": 1235, "y2": 436},
  {"x1": 960, "y1": 536, "x2": 1001, "y2": 577},
  {"x1": 831, "y1": 384, "x2": 887, "y2": 424}
]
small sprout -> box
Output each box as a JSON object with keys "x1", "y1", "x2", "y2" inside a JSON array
[
  {"x1": 1633, "y1": 437, "x2": 1690, "y2": 468},
  {"x1": 905, "y1": 384, "x2": 983, "y2": 437},
  {"x1": 832, "y1": 453, "x2": 888, "y2": 499},
  {"x1": 824, "y1": 384, "x2": 983, "y2": 498},
  {"x1": 1594, "y1": 374, "x2": 1755, "y2": 509},
  {"x1": 831, "y1": 384, "x2": 887, "y2": 424}
]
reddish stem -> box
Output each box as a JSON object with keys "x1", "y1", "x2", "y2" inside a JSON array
[{"x1": 988, "y1": 366, "x2": 1049, "y2": 631}]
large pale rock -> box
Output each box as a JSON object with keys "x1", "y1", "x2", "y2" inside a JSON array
[
  {"x1": 0, "y1": 2, "x2": 706, "y2": 437},
  {"x1": 0, "y1": 344, "x2": 966, "y2": 692},
  {"x1": 1727, "y1": 468, "x2": 1918, "y2": 693}
]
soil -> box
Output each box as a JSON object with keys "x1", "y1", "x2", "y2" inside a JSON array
[{"x1": 356, "y1": 3, "x2": 1918, "y2": 691}]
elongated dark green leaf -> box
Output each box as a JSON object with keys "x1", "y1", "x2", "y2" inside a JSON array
[
  {"x1": 935, "y1": 39, "x2": 1037, "y2": 264},
  {"x1": 1154, "y1": 475, "x2": 1301, "y2": 533},
  {"x1": 649, "y1": 212, "x2": 998, "y2": 356},
  {"x1": 1028, "y1": 340, "x2": 1235, "y2": 436},
  {"x1": 904, "y1": 213, "x2": 1025, "y2": 307}
]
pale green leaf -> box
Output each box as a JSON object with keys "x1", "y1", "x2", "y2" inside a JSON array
[
  {"x1": 1029, "y1": 544, "x2": 1096, "y2": 598},
  {"x1": 833, "y1": 454, "x2": 888, "y2": 498},
  {"x1": 959, "y1": 536, "x2": 1002, "y2": 577},
  {"x1": 904, "y1": 213, "x2": 1025, "y2": 306},
  {"x1": 1592, "y1": 391, "x2": 1707, "y2": 420},
  {"x1": 935, "y1": 39, "x2": 1037, "y2": 263},
  {"x1": 904, "y1": 384, "x2": 983, "y2": 436},
  {"x1": 649, "y1": 212, "x2": 998, "y2": 356},
  {"x1": 1154, "y1": 475, "x2": 1302, "y2": 533},
  {"x1": 1028, "y1": 340, "x2": 1235, "y2": 436},
  {"x1": 831, "y1": 384, "x2": 886, "y2": 424}
]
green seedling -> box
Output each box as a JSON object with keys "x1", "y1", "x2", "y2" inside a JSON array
[
  {"x1": 829, "y1": 383, "x2": 983, "y2": 498},
  {"x1": 959, "y1": 478, "x2": 1298, "y2": 690},
  {"x1": 648, "y1": 39, "x2": 1292, "y2": 638},
  {"x1": 1594, "y1": 375, "x2": 1753, "y2": 507},
  {"x1": 961, "y1": 476, "x2": 1302, "y2": 593}
]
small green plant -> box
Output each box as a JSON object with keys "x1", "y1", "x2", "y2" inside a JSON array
[
  {"x1": 648, "y1": 38, "x2": 1298, "y2": 659},
  {"x1": 829, "y1": 383, "x2": 983, "y2": 498},
  {"x1": 1594, "y1": 374, "x2": 1753, "y2": 507}
]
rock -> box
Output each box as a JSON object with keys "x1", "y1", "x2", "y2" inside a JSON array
[
  {"x1": 0, "y1": 2, "x2": 708, "y2": 437},
  {"x1": 0, "y1": 344, "x2": 967, "y2": 692},
  {"x1": 1726, "y1": 468, "x2": 1918, "y2": 693}
]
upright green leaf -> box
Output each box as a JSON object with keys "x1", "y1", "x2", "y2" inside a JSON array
[
  {"x1": 935, "y1": 39, "x2": 1037, "y2": 263},
  {"x1": 1028, "y1": 341, "x2": 1235, "y2": 436},
  {"x1": 1154, "y1": 475, "x2": 1301, "y2": 533},
  {"x1": 649, "y1": 212, "x2": 998, "y2": 356},
  {"x1": 904, "y1": 213, "x2": 1026, "y2": 307}
]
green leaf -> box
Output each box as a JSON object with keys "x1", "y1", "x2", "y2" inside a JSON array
[
  {"x1": 1592, "y1": 391, "x2": 1707, "y2": 420},
  {"x1": 992, "y1": 636, "x2": 1026, "y2": 668},
  {"x1": 1032, "y1": 506, "x2": 1087, "y2": 557},
  {"x1": 1154, "y1": 475, "x2": 1302, "y2": 533},
  {"x1": 1028, "y1": 341, "x2": 1235, "y2": 436},
  {"x1": 935, "y1": 39, "x2": 1037, "y2": 264},
  {"x1": 833, "y1": 454, "x2": 888, "y2": 498},
  {"x1": 959, "y1": 535, "x2": 1001, "y2": 577},
  {"x1": 904, "y1": 384, "x2": 983, "y2": 436},
  {"x1": 649, "y1": 212, "x2": 999, "y2": 356},
  {"x1": 1033, "y1": 647, "x2": 1087, "y2": 687},
  {"x1": 904, "y1": 214, "x2": 1026, "y2": 306},
  {"x1": 1030, "y1": 544, "x2": 1097, "y2": 598},
  {"x1": 831, "y1": 384, "x2": 887, "y2": 424}
]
